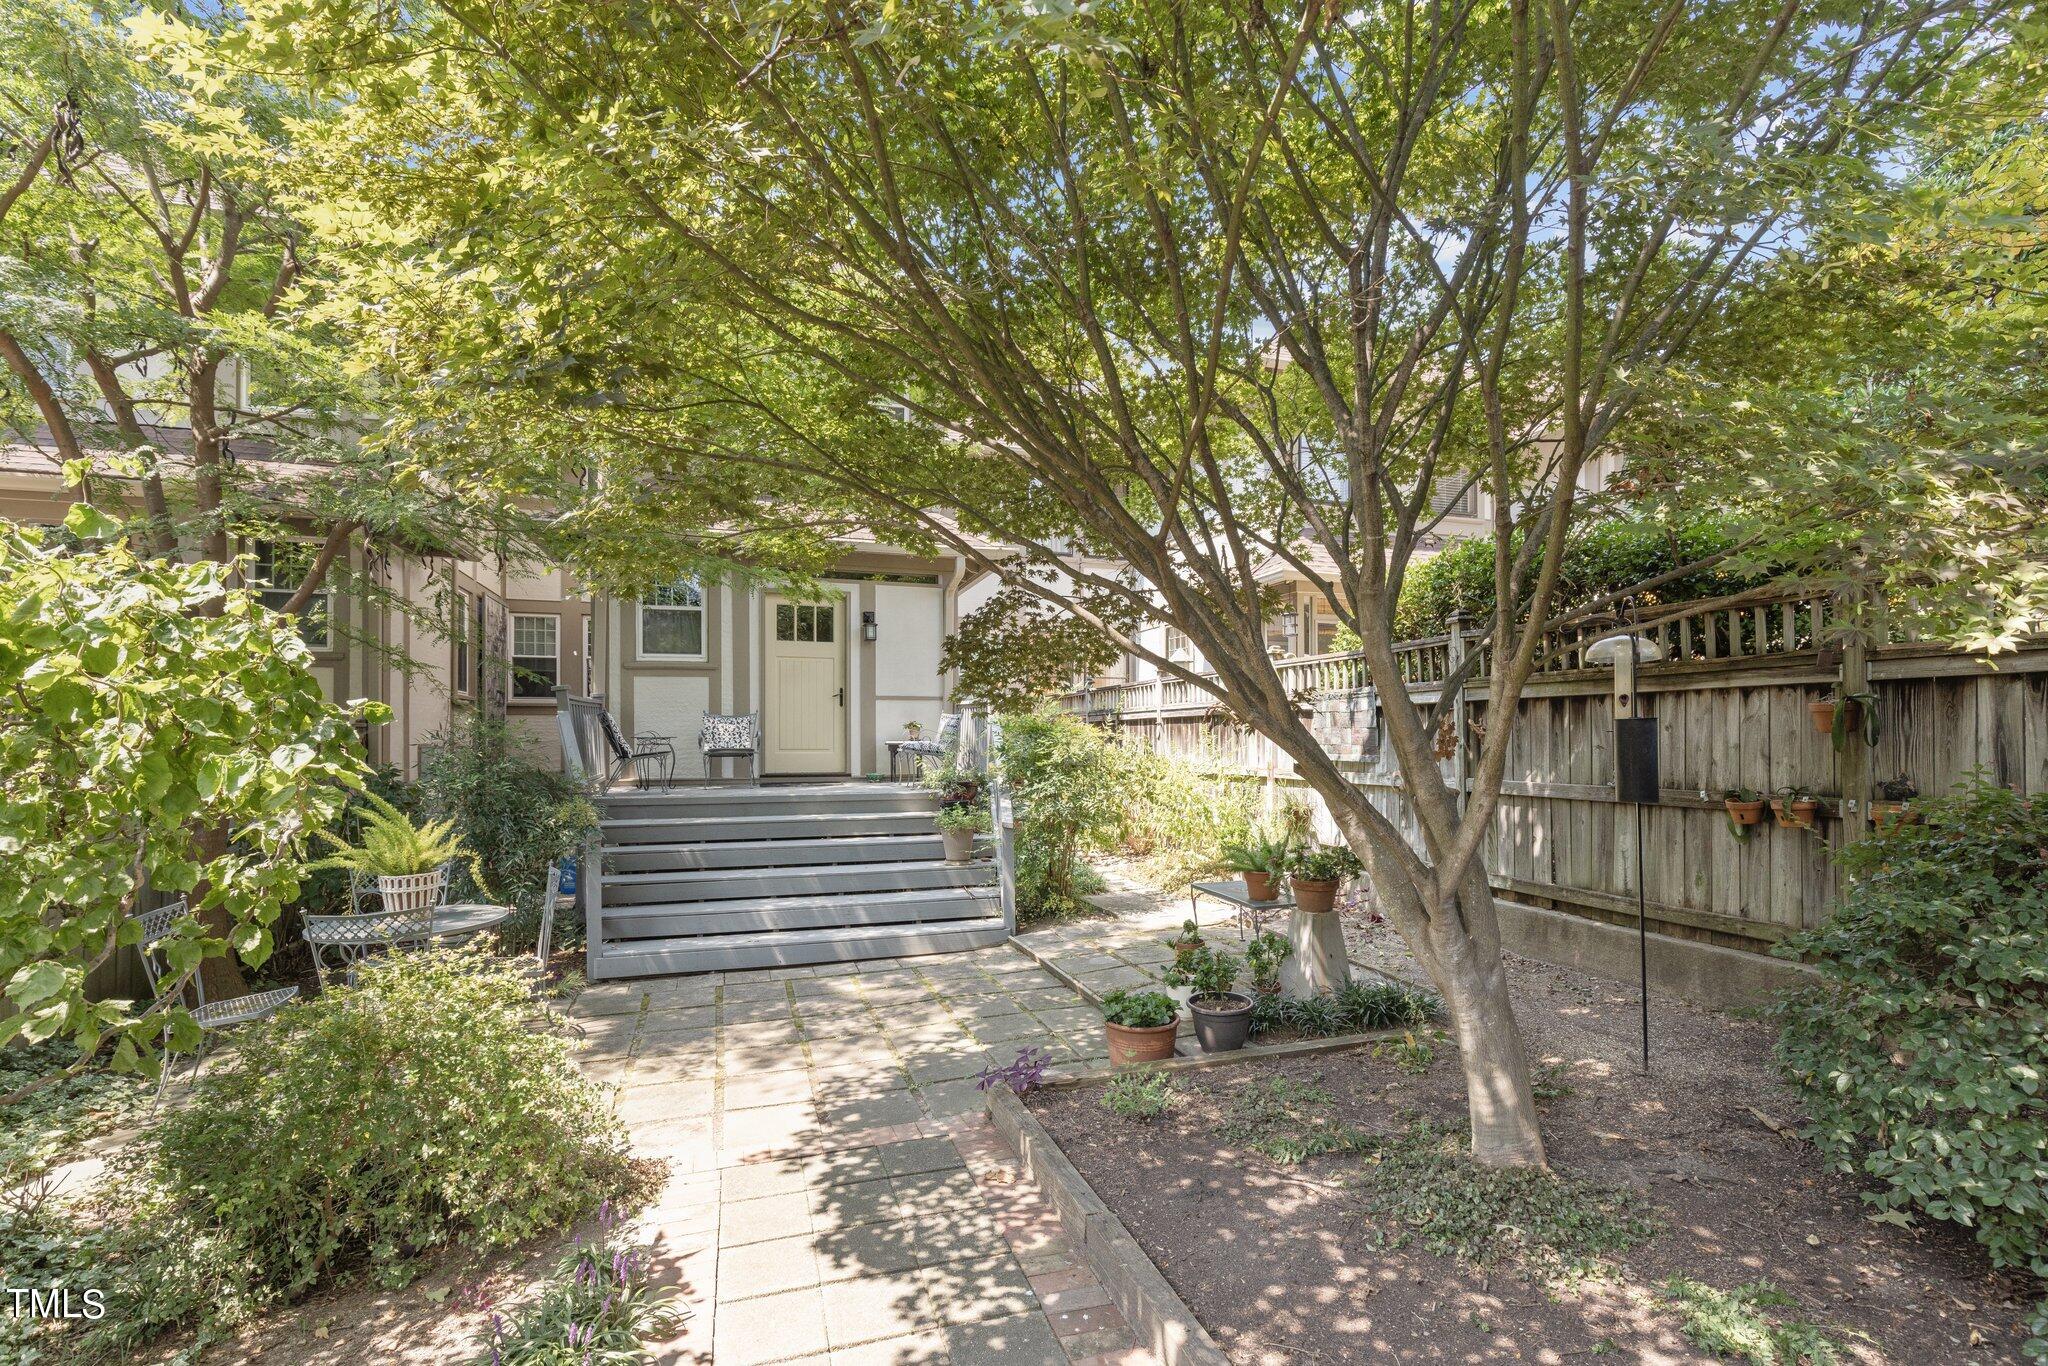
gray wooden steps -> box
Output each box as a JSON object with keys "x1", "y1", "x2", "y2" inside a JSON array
[
  {"x1": 604, "y1": 858, "x2": 993, "y2": 905},
  {"x1": 600, "y1": 784, "x2": 937, "y2": 819},
  {"x1": 585, "y1": 780, "x2": 1007, "y2": 979},
  {"x1": 594, "y1": 915, "x2": 1010, "y2": 978},
  {"x1": 604, "y1": 833, "x2": 944, "y2": 873},
  {"x1": 603, "y1": 887, "x2": 998, "y2": 938},
  {"x1": 601, "y1": 810, "x2": 937, "y2": 845}
]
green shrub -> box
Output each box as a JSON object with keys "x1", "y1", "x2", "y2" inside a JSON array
[
  {"x1": 1102, "y1": 1069, "x2": 1176, "y2": 1122},
  {"x1": 1771, "y1": 777, "x2": 2048, "y2": 1354},
  {"x1": 134, "y1": 947, "x2": 633, "y2": 1299},
  {"x1": 416, "y1": 714, "x2": 598, "y2": 950},
  {"x1": 470, "y1": 1201, "x2": 681, "y2": 1364},
  {"x1": 997, "y1": 708, "x2": 1128, "y2": 922},
  {"x1": 1393, "y1": 514, "x2": 1769, "y2": 640},
  {"x1": 1662, "y1": 1277, "x2": 1848, "y2": 1365},
  {"x1": 1114, "y1": 744, "x2": 1266, "y2": 887},
  {"x1": 1250, "y1": 980, "x2": 1437, "y2": 1038}
]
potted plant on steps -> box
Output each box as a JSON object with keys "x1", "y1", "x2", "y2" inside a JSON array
[
  {"x1": 1100, "y1": 989, "x2": 1180, "y2": 1065},
  {"x1": 1287, "y1": 844, "x2": 1362, "y2": 915},
  {"x1": 934, "y1": 802, "x2": 990, "y2": 863},
  {"x1": 1221, "y1": 834, "x2": 1290, "y2": 902},
  {"x1": 1163, "y1": 944, "x2": 1254, "y2": 1054},
  {"x1": 923, "y1": 761, "x2": 982, "y2": 808},
  {"x1": 313, "y1": 792, "x2": 466, "y2": 912}
]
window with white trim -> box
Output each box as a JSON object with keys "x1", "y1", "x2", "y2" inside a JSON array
[
  {"x1": 251, "y1": 539, "x2": 332, "y2": 650},
  {"x1": 453, "y1": 591, "x2": 473, "y2": 696},
  {"x1": 509, "y1": 613, "x2": 560, "y2": 699},
  {"x1": 638, "y1": 578, "x2": 705, "y2": 660}
]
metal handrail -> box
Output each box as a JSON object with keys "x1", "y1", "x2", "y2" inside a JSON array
[{"x1": 958, "y1": 704, "x2": 1017, "y2": 933}]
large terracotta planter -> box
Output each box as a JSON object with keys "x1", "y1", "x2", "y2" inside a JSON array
[
  {"x1": 1104, "y1": 1019, "x2": 1178, "y2": 1066},
  {"x1": 1290, "y1": 876, "x2": 1340, "y2": 914},
  {"x1": 1242, "y1": 871, "x2": 1278, "y2": 902}
]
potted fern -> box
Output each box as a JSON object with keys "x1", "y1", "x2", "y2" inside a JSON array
[
  {"x1": 314, "y1": 792, "x2": 466, "y2": 912},
  {"x1": 1220, "y1": 833, "x2": 1290, "y2": 902}
]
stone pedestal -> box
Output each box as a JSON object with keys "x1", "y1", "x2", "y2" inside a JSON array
[{"x1": 1278, "y1": 908, "x2": 1352, "y2": 997}]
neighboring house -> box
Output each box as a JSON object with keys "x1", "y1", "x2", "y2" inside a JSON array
[
  {"x1": 1, "y1": 438, "x2": 587, "y2": 779},
  {"x1": 1084, "y1": 450, "x2": 1627, "y2": 686},
  {"x1": 4, "y1": 444, "x2": 989, "y2": 783}
]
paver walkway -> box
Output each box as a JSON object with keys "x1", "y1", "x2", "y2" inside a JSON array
[{"x1": 562, "y1": 943, "x2": 1157, "y2": 1366}]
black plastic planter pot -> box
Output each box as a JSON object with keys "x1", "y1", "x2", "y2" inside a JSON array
[{"x1": 1189, "y1": 992, "x2": 1254, "y2": 1054}]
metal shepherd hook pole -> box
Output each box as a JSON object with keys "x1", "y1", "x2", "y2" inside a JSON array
[{"x1": 1587, "y1": 623, "x2": 1665, "y2": 1073}]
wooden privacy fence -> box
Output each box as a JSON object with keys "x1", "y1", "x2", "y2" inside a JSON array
[{"x1": 1073, "y1": 589, "x2": 2048, "y2": 955}]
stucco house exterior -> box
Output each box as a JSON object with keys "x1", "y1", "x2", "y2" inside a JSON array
[{"x1": 3, "y1": 441, "x2": 989, "y2": 783}]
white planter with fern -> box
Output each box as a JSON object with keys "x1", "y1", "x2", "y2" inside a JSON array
[
  {"x1": 376, "y1": 868, "x2": 448, "y2": 913},
  {"x1": 314, "y1": 792, "x2": 468, "y2": 913}
]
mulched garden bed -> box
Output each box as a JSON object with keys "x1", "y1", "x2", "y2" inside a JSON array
[{"x1": 1027, "y1": 954, "x2": 2038, "y2": 1364}]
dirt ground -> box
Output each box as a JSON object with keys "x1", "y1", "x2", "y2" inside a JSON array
[{"x1": 1028, "y1": 951, "x2": 2039, "y2": 1364}]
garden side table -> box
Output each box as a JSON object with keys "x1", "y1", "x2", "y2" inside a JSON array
[
  {"x1": 1188, "y1": 879, "x2": 1294, "y2": 941},
  {"x1": 432, "y1": 903, "x2": 515, "y2": 942}
]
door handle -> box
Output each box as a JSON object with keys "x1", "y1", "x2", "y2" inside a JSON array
[{"x1": 836, "y1": 687, "x2": 847, "y2": 707}]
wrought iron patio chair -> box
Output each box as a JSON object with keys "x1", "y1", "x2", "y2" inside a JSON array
[
  {"x1": 896, "y1": 712, "x2": 960, "y2": 779},
  {"x1": 698, "y1": 713, "x2": 760, "y2": 785},
  {"x1": 133, "y1": 898, "x2": 300, "y2": 1106},
  {"x1": 598, "y1": 707, "x2": 675, "y2": 789}
]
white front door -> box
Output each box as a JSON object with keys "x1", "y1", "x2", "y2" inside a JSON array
[{"x1": 763, "y1": 594, "x2": 849, "y2": 774}]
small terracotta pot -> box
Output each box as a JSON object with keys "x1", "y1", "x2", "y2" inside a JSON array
[
  {"x1": 1723, "y1": 799, "x2": 1767, "y2": 827},
  {"x1": 1242, "y1": 871, "x2": 1277, "y2": 902},
  {"x1": 1771, "y1": 799, "x2": 1820, "y2": 829},
  {"x1": 1870, "y1": 801, "x2": 1919, "y2": 830},
  {"x1": 1104, "y1": 1019, "x2": 1179, "y2": 1066},
  {"x1": 1807, "y1": 700, "x2": 1836, "y2": 734},
  {"x1": 1290, "y1": 876, "x2": 1340, "y2": 914}
]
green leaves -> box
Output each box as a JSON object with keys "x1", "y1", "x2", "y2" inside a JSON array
[
  {"x1": 0, "y1": 524, "x2": 368, "y2": 1080},
  {"x1": 1772, "y1": 778, "x2": 2048, "y2": 1350}
]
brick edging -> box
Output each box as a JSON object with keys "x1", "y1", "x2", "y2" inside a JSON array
[{"x1": 986, "y1": 1087, "x2": 1233, "y2": 1366}]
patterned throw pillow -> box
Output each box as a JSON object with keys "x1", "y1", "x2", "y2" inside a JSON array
[{"x1": 699, "y1": 714, "x2": 756, "y2": 752}]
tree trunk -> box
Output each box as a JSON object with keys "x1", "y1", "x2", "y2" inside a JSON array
[
  {"x1": 1310, "y1": 764, "x2": 1547, "y2": 1168},
  {"x1": 189, "y1": 821, "x2": 252, "y2": 1000},
  {"x1": 1429, "y1": 883, "x2": 1546, "y2": 1168}
]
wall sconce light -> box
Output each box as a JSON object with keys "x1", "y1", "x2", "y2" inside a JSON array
[{"x1": 861, "y1": 611, "x2": 878, "y2": 642}]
